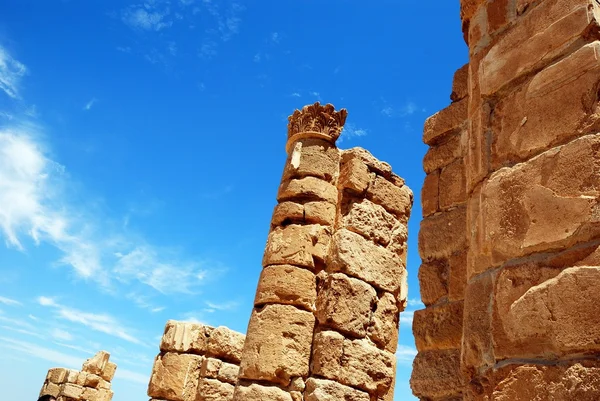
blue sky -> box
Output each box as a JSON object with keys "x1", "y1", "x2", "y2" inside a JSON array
[{"x1": 0, "y1": 1, "x2": 467, "y2": 400}]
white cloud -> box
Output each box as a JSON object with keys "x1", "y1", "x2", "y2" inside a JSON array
[
  {"x1": 253, "y1": 53, "x2": 261, "y2": 63},
  {"x1": 116, "y1": 368, "x2": 150, "y2": 385},
  {"x1": 0, "y1": 46, "x2": 27, "y2": 99},
  {"x1": 114, "y1": 246, "x2": 209, "y2": 294},
  {"x1": 290, "y1": 92, "x2": 301, "y2": 98},
  {"x1": 51, "y1": 328, "x2": 74, "y2": 342},
  {"x1": 407, "y1": 298, "x2": 424, "y2": 308},
  {"x1": 400, "y1": 310, "x2": 414, "y2": 328},
  {"x1": 0, "y1": 296, "x2": 21, "y2": 306},
  {"x1": 122, "y1": 8, "x2": 172, "y2": 31},
  {"x1": 381, "y1": 101, "x2": 420, "y2": 118},
  {"x1": 271, "y1": 32, "x2": 280, "y2": 44},
  {"x1": 84, "y1": 98, "x2": 97, "y2": 111},
  {"x1": 339, "y1": 123, "x2": 368, "y2": 143},
  {"x1": 204, "y1": 300, "x2": 238, "y2": 312},
  {"x1": 395, "y1": 344, "x2": 417, "y2": 364},
  {"x1": 37, "y1": 297, "x2": 144, "y2": 345},
  {"x1": 0, "y1": 336, "x2": 83, "y2": 369}
]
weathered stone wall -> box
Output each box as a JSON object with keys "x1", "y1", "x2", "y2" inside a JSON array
[
  {"x1": 413, "y1": 0, "x2": 600, "y2": 399},
  {"x1": 147, "y1": 320, "x2": 245, "y2": 401},
  {"x1": 39, "y1": 351, "x2": 116, "y2": 401},
  {"x1": 232, "y1": 103, "x2": 413, "y2": 401}
]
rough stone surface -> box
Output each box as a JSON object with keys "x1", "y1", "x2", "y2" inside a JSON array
[
  {"x1": 315, "y1": 272, "x2": 377, "y2": 338},
  {"x1": 368, "y1": 292, "x2": 399, "y2": 353},
  {"x1": 40, "y1": 352, "x2": 116, "y2": 401},
  {"x1": 366, "y1": 176, "x2": 412, "y2": 218},
  {"x1": 232, "y1": 383, "x2": 292, "y2": 401},
  {"x1": 263, "y1": 224, "x2": 331, "y2": 269},
  {"x1": 304, "y1": 378, "x2": 370, "y2": 401},
  {"x1": 239, "y1": 304, "x2": 315, "y2": 386},
  {"x1": 148, "y1": 353, "x2": 203, "y2": 401},
  {"x1": 278, "y1": 176, "x2": 338, "y2": 205},
  {"x1": 197, "y1": 378, "x2": 235, "y2": 401},
  {"x1": 329, "y1": 229, "x2": 404, "y2": 294},
  {"x1": 311, "y1": 331, "x2": 395, "y2": 396},
  {"x1": 255, "y1": 265, "x2": 316, "y2": 310},
  {"x1": 342, "y1": 198, "x2": 398, "y2": 246}
]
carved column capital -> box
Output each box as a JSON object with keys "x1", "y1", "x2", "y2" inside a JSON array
[{"x1": 286, "y1": 102, "x2": 348, "y2": 153}]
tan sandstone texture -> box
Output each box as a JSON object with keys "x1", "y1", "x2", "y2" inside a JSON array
[
  {"x1": 413, "y1": 0, "x2": 600, "y2": 399},
  {"x1": 39, "y1": 351, "x2": 116, "y2": 401},
  {"x1": 147, "y1": 320, "x2": 244, "y2": 401},
  {"x1": 232, "y1": 102, "x2": 413, "y2": 400}
]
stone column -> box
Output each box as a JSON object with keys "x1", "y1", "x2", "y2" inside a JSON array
[
  {"x1": 233, "y1": 102, "x2": 347, "y2": 400},
  {"x1": 306, "y1": 148, "x2": 412, "y2": 401}
]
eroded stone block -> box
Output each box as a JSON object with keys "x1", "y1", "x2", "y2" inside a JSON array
[{"x1": 255, "y1": 265, "x2": 316, "y2": 310}]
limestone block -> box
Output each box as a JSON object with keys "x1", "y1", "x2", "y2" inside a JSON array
[
  {"x1": 304, "y1": 378, "x2": 370, "y2": 401},
  {"x1": 451, "y1": 64, "x2": 469, "y2": 102},
  {"x1": 254, "y1": 265, "x2": 316, "y2": 310},
  {"x1": 160, "y1": 320, "x2": 210, "y2": 354},
  {"x1": 96, "y1": 389, "x2": 114, "y2": 401},
  {"x1": 41, "y1": 382, "x2": 60, "y2": 397},
  {"x1": 289, "y1": 377, "x2": 305, "y2": 391},
  {"x1": 339, "y1": 155, "x2": 371, "y2": 194},
  {"x1": 496, "y1": 266, "x2": 600, "y2": 358},
  {"x1": 421, "y1": 171, "x2": 439, "y2": 217},
  {"x1": 283, "y1": 139, "x2": 340, "y2": 183},
  {"x1": 66, "y1": 369, "x2": 79, "y2": 383},
  {"x1": 410, "y1": 349, "x2": 462, "y2": 399},
  {"x1": 304, "y1": 201, "x2": 336, "y2": 226},
  {"x1": 423, "y1": 130, "x2": 465, "y2": 173},
  {"x1": 232, "y1": 383, "x2": 292, "y2": 401},
  {"x1": 100, "y1": 361, "x2": 117, "y2": 382},
  {"x1": 466, "y1": 103, "x2": 491, "y2": 192},
  {"x1": 47, "y1": 368, "x2": 69, "y2": 384},
  {"x1": 387, "y1": 223, "x2": 408, "y2": 262},
  {"x1": 480, "y1": 134, "x2": 600, "y2": 265},
  {"x1": 480, "y1": 0, "x2": 600, "y2": 96},
  {"x1": 366, "y1": 176, "x2": 412, "y2": 218},
  {"x1": 418, "y1": 259, "x2": 448, "y2": 306},
  {"x1": 197, "y1": 378, "x2": 234, "y2": 401},
  {"x1": 315, "y1": 272, "x2": 377, "y2": 337},
  {"x1": 413, "y1": 301, "x2": 463, "y2": 352},
  {"x1": 448, "y1": 250, "x2": 467, "y2": 301},
  {"x1": 328, "y1": 229, "x2": 404, "y2": 294},
  {"x1": 239, "y1": 304, "x2": 314, "y2": 385},
  {"x1": 76, "y1": 371, "x2": 88, "y2": 386},
  {"x1": 61, "y1": 383, "x2": 84, "y2": 399},
  {"x1": 439, "y1": 159, "x2": 467, "y2": 209},
  {"x1": 491, "y1": 42, "x2": 600, "y2": 168},
  {"x1": 278, "y1": 177, "x2": 338, "y2": 205},
  {"x1": 82, "y1": 351, "x2": 109, "y2": 376},
  {"x1": 217, "y1": 362, "x2": 239, "y2": 385},
  {"x1": 462, "y1": 273, "x2": 495, "y2": 381},
  {"x1": 423, "y1": 98, "x2": 468, "y2": 145},
  {"x1": 98, "y1": 378, "x2": 111, "y2": 389},
  {"x1": 419, "y1": 206, "x2": 467, "y2": 261},
  {"x1": 200, "y1": 358, "x2": 222, "y2": 379},
  {"x1": 342, "y1": 147, "x2": 393, "y2": 178},
  {"x1": 263, "y1": 224, "x2": 331, "y2": 269},
  {"x1": 272, "y1": 202, "x2": 304, "y2": 226},
  {"x1": 491, "y1": 362, "x2": 600, "y2": 400},
  {"x1": 311, "y1": 331, "x2": 395, "y2": 396},
  {"x1": 82, "y1": 387, "x2": 98, "y2": 401},
  {"x1": 341, "y1": 199, "x2": 398, "y2": 246},
  {"x1": 206, "y1": 326, "x2": 245, "y2": 364},
  {"x1": 368, "y1": 292, "x2": 399, "y2": 353},
  {"x1": 147, "y1": 352, "x2": 203, "y2": 401}
]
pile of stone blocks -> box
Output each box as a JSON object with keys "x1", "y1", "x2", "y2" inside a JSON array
[
  {"x1": 147, "y1": 320, "x2": 245, "y2": 401},
  {"x1": 412, "y1": 0, "x2": 600, "y2": 399},
  {"x1": 230, "y1": 102, "x2": 413, "y2": 401},
  {"x1": 39, "y1": 351, "x2": 116, "y2": 401}
]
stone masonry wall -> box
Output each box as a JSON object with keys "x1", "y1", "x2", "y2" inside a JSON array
[
  {"x1": 147, "y1": 320, "x2": 245, "y2": 401},
  {"x1": 412, "y1": 0, "x2": 600, "y2": 399},
  {"x1": 232, "y1": 102, "x2": 413, "y2": 401},
  {"x1": 39, "y1": 351, "x2": 116, "y2": 401}
]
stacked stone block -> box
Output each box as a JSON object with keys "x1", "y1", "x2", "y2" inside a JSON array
[
  {"x1": 413, "y1": 0, "x2": 600, "y2": 399},
  {"x1": 147, "y1": 320, "x2": 245, "y2": 401},
  {"x1": 39, "y1": 351, "x2": 116, "y2": 401},
  {"x1": 233, "y1": 102, "x2": 413, "y2": 401}
]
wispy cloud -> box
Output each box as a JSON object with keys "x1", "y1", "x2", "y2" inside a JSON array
[
  {"x1": 407, "y1": 298, "x2": 424, "y2": 308},
  {"x1": 0, "y1": 296, "x2": 21, "y2": 306},
  {"x1": 37, "y1": 296, "x2": 144, "y2": 345},
  {"x1": 396, "y1": 344, "x2": 417, "y2": 364},
  {"x1": 0, "y1": 336, "x2": 83, "y2": 369},
  {"x1": 339, "y1": 123, "x2": 368, "y2": 143},
  {"x1": 84, "y1": 98, "x2": 97, "y2": 111},
  {"x1": 0, "y1": 46, "x2": 27, "y2": 99},
  {"x1": 380, "y1": 100, "x2": 421, "y2": 118},
  {"x1": 122, "y1": 7, "x2": 172, "y2": 31},
  {"x1": 290, "y1": 92, "x2": 301, "y2": 98},
  {"x1": 51, "y1": 328, "x2": 74, "y2": 342},
  {"x1": 271, "y1": 32, "x2": 280, "y2": 44},
  {"x1": 204, "y1": 300, "x2": 239, "y2": 313}
]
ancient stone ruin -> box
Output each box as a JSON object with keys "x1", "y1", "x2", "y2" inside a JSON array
[
  {"x1": 412, "y1": 0, "x2": 600, "y2": 399},
  {"x1": 39, "y1": 351, "x2": 116, "y2": 401},
  {"x1": 232, "y1": 103, "x2": 412, "y2": 401},
  {"x1": 143, "y1": 102, "x2": 413, "y2": 401},
  {"x1": 147, "y1": 320, "x2": 245, "y2": 401}
]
